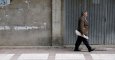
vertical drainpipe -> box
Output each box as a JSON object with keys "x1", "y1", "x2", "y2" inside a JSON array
[
  {"x1": 84, "y1": 0, "x2": 87, "y2": 10},
  {"x1": 104, "y1": 0, "x2": 107, "y2": 45},
  {"x1": 51, "y1": 0, "x2": 53, "y2": 46}
]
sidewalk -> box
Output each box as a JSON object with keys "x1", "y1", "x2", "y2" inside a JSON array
[{"x1": 0, "y1": 46, "x2": 115, "y2": 60}]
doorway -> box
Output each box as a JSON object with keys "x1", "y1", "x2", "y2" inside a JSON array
[{"x1": 64, "y1": 0, "x2": 115, "y2": 45}]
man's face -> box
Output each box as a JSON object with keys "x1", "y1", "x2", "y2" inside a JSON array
[{"x1": 84, "y1": 12, "x2": 88, "y2": 17}]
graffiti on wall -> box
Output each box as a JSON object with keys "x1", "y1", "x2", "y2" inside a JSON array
[{"x1": 0, "y1": 0, "x2": 10, "y2": 6}]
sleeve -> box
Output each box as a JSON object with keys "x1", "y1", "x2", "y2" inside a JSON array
[{"x1": 80, "y1": 18, "x2": 84, "y2": 35}]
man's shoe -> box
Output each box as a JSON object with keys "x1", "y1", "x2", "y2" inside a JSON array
[{"x1": 88, "y1": 48, "x2": 95, "y2": 52}]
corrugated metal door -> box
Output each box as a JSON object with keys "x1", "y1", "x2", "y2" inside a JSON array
[
  {"x1": 87, "y1": 0, "x2": 107, "y2": 44},
  {"x1": 105, "y1": 0, "x2": 115, "y2": 44},
  {"x1": 64, "y1": 0, "x2": 115, "y2": 45},
  {"x1": 64, "y1": 0, "x2": 85, "y2": 45}
]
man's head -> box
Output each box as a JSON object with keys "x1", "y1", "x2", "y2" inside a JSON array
[{"x1": 81, "y1": 11, "x2": 88, "y2": 17}]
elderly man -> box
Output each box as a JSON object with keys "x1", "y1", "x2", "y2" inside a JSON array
[{"x1": 74, "y1": 11, "x2": 95, "y2": 52}]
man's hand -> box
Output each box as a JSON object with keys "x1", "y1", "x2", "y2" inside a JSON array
[
  {"x1": 83, "y1": 35, "x2": 89, "y2": 39},
  {"x1": 75, "y1": 30, "x2": 89, "y2": 39}
]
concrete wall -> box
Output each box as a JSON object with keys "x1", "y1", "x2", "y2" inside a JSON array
[
  {"x1": 52, "y1": 0, "x2": 63, "y2": 46},
  {"x1": 0, "y1": 0, "x2": 52, "y2": 46}
]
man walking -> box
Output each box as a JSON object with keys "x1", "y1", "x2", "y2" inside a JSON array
[{"x1": 74, "y1": 11, "x2": 95, "y2": 52}]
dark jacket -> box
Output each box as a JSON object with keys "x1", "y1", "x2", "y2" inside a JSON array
[{"x1": 78, "y1": 16, "x2": 89, "y2": 35}]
